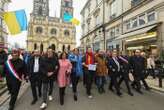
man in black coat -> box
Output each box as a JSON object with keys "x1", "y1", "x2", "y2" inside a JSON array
[
  {"x1": 107, "y1": 50, "x2": 122, "y2": 97},
  {"x1": 40, "y1": 48, "x2": 59, "y2": 109},
  {"x1": 130, "y1": 50, "x2": 150, "y2": 94},
  {"x1": 3, "y1": 49, "x2": 27, "y2": 110},
  {"x1": 27, "y1": 50, "x2": 44, "y2": 105},
  {"x1": 118, "y1": 53, "x2": 133, "y2": 96}
]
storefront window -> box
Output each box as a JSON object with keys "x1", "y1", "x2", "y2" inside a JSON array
[{"x1": 147, "y1": 11, "x2": 155, "y2": 22}]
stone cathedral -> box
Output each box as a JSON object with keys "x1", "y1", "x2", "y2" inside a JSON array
[{"x1": 27, "y1": 0, "x2": 76, "y2": 52}]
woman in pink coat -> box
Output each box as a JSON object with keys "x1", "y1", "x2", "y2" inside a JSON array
[{"x1": 58, "y1": 52, "x2": 72, "y2": 105}]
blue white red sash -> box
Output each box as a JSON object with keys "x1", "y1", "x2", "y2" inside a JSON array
[
  {"x1": 119, "y1": 56, "x2": 129, "y2": 64},
  {"x1": 6, "y1": 60, "x2": 22, "y2": 82}
]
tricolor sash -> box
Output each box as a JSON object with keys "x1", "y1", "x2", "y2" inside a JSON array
[
  {"x1": 6, "y1": 60, "x2": 22, "y2": 82},
  {"x1": 119, "y1": 56, "x2": 129, "y2": 64}
]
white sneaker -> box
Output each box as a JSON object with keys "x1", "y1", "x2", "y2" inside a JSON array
[
  {"x1": 88, "y1": 95, "x2": 93, "y2": 99},
  {"x1": 69, "y1": 84, "x2": 73, "y2": 88},
  {"x1": 49, "y1": 96, "x2": 53, "y2": 101},
  {"x1": 40, "y1": 103, "x2": 47, "y2": 109}
]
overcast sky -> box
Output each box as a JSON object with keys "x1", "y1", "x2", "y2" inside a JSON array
[{"x1": 7, "y1": 0, "x2": 87, "y2": 48}]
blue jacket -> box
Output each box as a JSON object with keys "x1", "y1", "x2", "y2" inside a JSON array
[{"x1": 68, "y1": 53, "x2": 83, "y2": 76}]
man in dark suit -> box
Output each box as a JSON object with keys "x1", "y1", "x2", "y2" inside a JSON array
[
  {"x1": 130, "y1": 50, "x2": 150, "y2": 94},
  {"x1": 27, "y1": 50, "x2": 44, "y2": 105},
  {"x1": 3, "y1": 49, "x2": 27, "y2": 110},
  {"x1": 118, "y1": 52, "x2": 133, "y2": 96},
  {"x1": 107, "y1": 50, "x2": 122, "y2": 96}
]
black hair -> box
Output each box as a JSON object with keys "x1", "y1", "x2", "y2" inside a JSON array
[{"x1": 59, "y1": 52, "x2": 68, "y2": 59}]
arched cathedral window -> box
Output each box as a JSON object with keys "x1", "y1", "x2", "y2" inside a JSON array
[
  {"x1": 64, "y1": 30, "x2": 70, "y2": 36},
  {"x1": 36, "y1": 27, "x2": 43, "y2": 34},
  {"x1": 51, "y1": 28, "x2": 57, "y2": 35}
]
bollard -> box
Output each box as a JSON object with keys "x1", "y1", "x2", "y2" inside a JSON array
[{"x1": 159, "y1": 77, "x2": 162, "y2": 88}]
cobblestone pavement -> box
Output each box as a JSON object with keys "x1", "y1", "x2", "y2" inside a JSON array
[{"x1": 1, "y1": 82, "x2": 164, "y2": 110}]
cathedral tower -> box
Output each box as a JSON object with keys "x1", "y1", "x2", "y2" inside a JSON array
[
  {"x1": 33, "y1": 0, "x2": 49, "y2": 16},
  {"x1": 60, "y1": 0, "x2": 74, "y2": 20}
]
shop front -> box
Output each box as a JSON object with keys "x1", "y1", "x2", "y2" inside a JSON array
[
  {"x1": 115, "y1": 24, "x2": 159, "y2": 56},
  {"x1": 125, "y1": 32, "x2": 157, "y2": 56}
]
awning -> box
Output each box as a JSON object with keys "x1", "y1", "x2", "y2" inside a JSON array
[
  {"x1": 127, "y1": 46, "x2": 144, "y2": 50},
  {"x1": 115, "y1": 24, "x2": 158, "y2": 40}
]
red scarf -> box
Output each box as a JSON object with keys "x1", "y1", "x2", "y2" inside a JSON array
[{"x1": 86, "y1": 52, "x2": 94, "y2": 65}]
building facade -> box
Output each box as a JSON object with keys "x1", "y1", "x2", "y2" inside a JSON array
[
  {"x1": 0, "y1": 0, "x2": 10, "y2": 47},
  {"x1": 81, "y1": 0, "x2": 164, "y2": 56},
  {"x1": 27, "y1": 0, "x2": 76, "y2": 52},
  {"x1": 80, "y1": 0, "x2": 105, "y2": 51}
]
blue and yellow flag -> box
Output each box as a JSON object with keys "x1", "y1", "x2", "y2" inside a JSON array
[
  {"x1": 63, "y1": 12, "x2": 73, "y2": 22},
  {"x1": 70, "y1": 18, "x2": 80, "y2": 26},
  {"x1": 3, "y1": 9, "x2": 27, "y2": 35},
  {"x1": 63, "y1": 12, "x2": 80, "y2": 26}
]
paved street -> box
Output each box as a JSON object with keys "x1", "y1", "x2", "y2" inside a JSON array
[{"x1": 1, "y1": 82, "x2": 164, "y2": 110}]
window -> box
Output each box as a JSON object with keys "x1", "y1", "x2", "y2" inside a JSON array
[
  {"x1": 40, "y1": 44, "x2": 43, "y2": 52},
  {"x1": 115, "y1": 25, "x2": 120, "y2": 35},
  {"x1": 126, "y1": 21, "x2": 131, "y2": 30},
  {"x1": 36, "y1": 27, "x2": 43, "y2": 34},
  {"x1": 62, "y1": 45, "x2": 65, "y2": 52},
  {"x1": 64, "y1": 30, "x2": 70, "y2": 36},
  {"x1": 0, "y1": 18, "x2": 2, "y2": 27},
  {"x1": 132, "y1": 18, "x2": 138, "y2": 28},
  {"x1": 87, "y1": 6, "x2": 90, "y2": 14},
  {"x1": 51, "y1": 28, "x2": 57, "y2": 35},
  {"x1": 139, "y1": 14, "x2": 146, "y2": 26},
  {"x1": 96, "y1": 0, "x2": 101, "y2": 5},
  {"x1": 147, "y1": 11, "x2": 155, "y2": 22},
  {"x1": 110, "y1": 0, "x2": 117, "y2": 18},
  {"x1": 38, "y1": 6, "x2": 43, "y2": 16},
  {"x1": 110, "y1": 28, "x2": 115, "y2": 38},
  {"x1": 34, "y1": 43, "x2": 37, "y2": 50},
  {"x1": 131, "y1": 0, "x2": 142, "y2": 7},
  {"x1": 95, "y1": 15, "x2": 100, "y2": 26},
  {"x1": 65, "y1": 1, "x2": 71, "y2": 7}
]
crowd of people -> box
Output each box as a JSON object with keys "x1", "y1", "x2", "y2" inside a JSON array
[{"x1": 0, "y1": 46, "x2": 159, "y2": 110}]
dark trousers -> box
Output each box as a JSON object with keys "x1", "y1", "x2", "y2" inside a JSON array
[
  {"x1": 85, "y1": 70, "x2": 95, "y2": 96},
  {"x1": 42, "y1": 78, "x2": 54, "y2": 103},
  {"x1": 97, "y1": 76, "x2": 106, "y2": 89},
  {"x1": 132, "y1": 73, "x2": 149, "y2": 91},
  {"x1": 83, "y1": 69, "x2": 86, "y2": 86},
  {"x1": 59, "y1": 87, "x2": 66, "y2": 105},
  {"x1": 7, "y1": 79, "x2": 21, "y2": 108},
  {"x1": 71, "y1": 72, "x2": 80, "y2": 94},
  {"x1": 109, "y1": 72, "x2": 121, "y2": 94},
  {"x1": 48, "y1": 78, "x2": 54, "y2": 95},
  {"x1": 30, "y1": 74, "x2": 42, "y2": 100},
  {"x1": 118, "y1": 72, "x2": 132, "y2": 93}
]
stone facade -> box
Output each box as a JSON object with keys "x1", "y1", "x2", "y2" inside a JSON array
[
  {"x1": 0, "y1": 0, "x2": 10, "y2": 47},
  {"x1": 27, "y1": 0, "x2": 76, "y2": 52},
  {"x1": 81, "y1": 0, "x2": 164, "y2": 55},
  {"x1": 80, "y1": 0, "x2": 104, "y2": 51}
]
